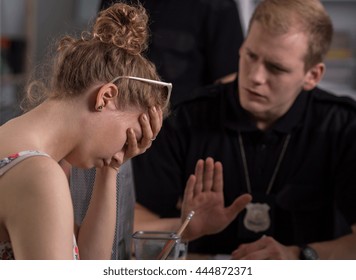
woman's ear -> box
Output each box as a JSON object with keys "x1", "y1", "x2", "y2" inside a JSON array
[
  {"x1": 95, "y1": 83, "x2": 119, "y2": 111},
  {"x1": 303, "y1": 62, "x2": 325, "y2": 91}
]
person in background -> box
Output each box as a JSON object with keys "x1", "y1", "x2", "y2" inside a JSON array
[
  {"x1": 0, "y1": 3, "x2": 169, "y2": 260},
  {"x1": 132, "y1": 0, "x2": 356, "y2": 259},
  {"x1": 100, "y1": 0, "x2": 244, "y2": 106}
]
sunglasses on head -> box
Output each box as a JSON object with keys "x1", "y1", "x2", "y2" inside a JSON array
[{"x1": 110, "y1": 76, "x2": 172, "y2": 109}]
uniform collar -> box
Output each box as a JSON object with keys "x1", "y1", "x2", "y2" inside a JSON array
[{"x1": 223, "y1": 79, "x2": 310, "y2": 133}]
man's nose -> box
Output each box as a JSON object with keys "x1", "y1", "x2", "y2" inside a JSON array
[{"x1": 249, "y1": 63, "x2": 267, "y2": 85}]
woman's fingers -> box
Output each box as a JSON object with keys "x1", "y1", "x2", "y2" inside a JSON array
[
  {"x1": 149, "y1": 106, "x2": 163, "y2": 139},
  {"x1": 122, "y1": 106, "x2": 163, "y2": 163},
  {"x1": 123, "y1": 128, "x2": 139, "y2": 161},
  {"x1": 138, "y1": 113, "x2": 154, "y2": 148},
  {"x1": 136, "y1": 106, "x2": 163, "y2": 151}
]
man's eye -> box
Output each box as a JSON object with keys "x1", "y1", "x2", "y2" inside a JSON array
[
  {"x1": 267, "y1": 64, "x2": 287, "y2": 74},
  {"x1": 247, "y1": 52, "x2": 257, "y2": 60}
]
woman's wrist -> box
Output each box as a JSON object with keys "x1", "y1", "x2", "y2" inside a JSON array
[
  {"x1": 96, "y1": 166, "x2": 118, "y2": 176},
  {"x1": 94, "y1": 166, "x2": 118, "y2": 190}
]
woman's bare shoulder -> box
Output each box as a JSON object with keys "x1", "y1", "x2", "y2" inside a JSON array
[
  {"x1": 0, "y1": 156, "x2": 75, "y2": 259},
  {"x1": 1, "y1": 156, "x2": 72, "y2": 218}
]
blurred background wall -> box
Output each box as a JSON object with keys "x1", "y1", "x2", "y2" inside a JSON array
[
  {"x1": 0, "y1": 0, "x2": 99, "y2": 124},
  {"x1": 1, "y1": 0, "x2": 356, "y2": 125}
]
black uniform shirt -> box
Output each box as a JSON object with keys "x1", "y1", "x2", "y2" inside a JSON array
[{"x1": 133, "y1": 80, "x2": 356, "y2": 254}]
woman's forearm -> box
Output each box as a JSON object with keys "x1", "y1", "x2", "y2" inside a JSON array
[{"x1": 77, "y1": 167, "x2": 117, "y2": 259}]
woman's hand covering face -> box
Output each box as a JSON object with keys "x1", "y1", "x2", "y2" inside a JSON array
[{"x1": 109, "y1": 106, "x2": 163, "y2": 171}]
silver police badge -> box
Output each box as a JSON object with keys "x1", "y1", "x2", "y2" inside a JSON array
[{"x1": 243, "y1": 202, "x2": 271, "y2": 233}]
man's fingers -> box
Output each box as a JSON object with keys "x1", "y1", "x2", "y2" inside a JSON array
[
  {"x1": 194, "y1": 159, "x2": 204, "y2": 195},
  {"x1": 226, "y1": 193, "x2": 252, "y2": 220},
  {"x1": 183, "y1": 174, "x2": 196, "y2": 205},
  {"x1": 212, "y1": 161, "x2": 223, "y2": 192}
]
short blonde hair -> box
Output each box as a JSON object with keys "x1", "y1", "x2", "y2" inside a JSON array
[{"x1": 249, "y1": 0, "x2": 333, "y2": 71}]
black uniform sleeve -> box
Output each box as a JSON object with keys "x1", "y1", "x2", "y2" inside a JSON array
[
  {"x1": 334, "y1": 114, "x2": 356, "y2": 227},
  {"x1": 132, "y1": 114, "x2": 188, "y2": 218}
]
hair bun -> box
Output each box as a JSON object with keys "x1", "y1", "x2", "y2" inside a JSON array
[{"x1": 93, "y1": 3, "x2": 149, "y2": 55}]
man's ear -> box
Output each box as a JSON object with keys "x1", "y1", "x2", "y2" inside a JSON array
[
  {"x1": 95, "y1": 83, "x2": 119, "y2": 110},
  {"x1": 303, "y1": 62, "x2": 325, "y2": 91}
]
